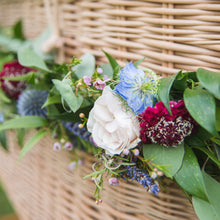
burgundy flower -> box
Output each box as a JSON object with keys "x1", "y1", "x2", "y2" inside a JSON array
[
  {"x1": 139, "y1": 100, "x2": 197, "y2": 146},
  {"x1": 0, "y1": 61, "x2": 33, "y2": 99}
]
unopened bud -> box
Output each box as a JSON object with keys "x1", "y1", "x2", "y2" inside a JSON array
[
  {"x1": 122, "y1": 149, "x2": 129, "y2": 156},
  {"x1": 133, "y1": 149, "x2": 140, "y2": 156},
  {"x1": 108, "y1": 177, "x2": 119, "y2": 186},
  {"x1": 79, "y1": 113, "x2": 85, "y2": 118},
  {"x1": 60, "y1": 138, "x2": 65, "y2": 144},
  {"x1": 97, "y1": 67, "x2": 103, "y2": 74},
  {"x1": 78, "y1": 123, "x2": 84, "y2": 129},
  {"x1": 157, "y1": 171, "x2": 164, "y2": 177}
]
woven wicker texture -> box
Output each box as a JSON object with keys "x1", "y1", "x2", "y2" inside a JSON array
[
  {"x1": 54, "y1": 0, "x2": 220, "y2": 75},
  {"x1": 0, "y1": 0, "x2": 47, "y2": 39},
  {"x1": 0, "y1": 131, "x2": 198, "y2": 220}
]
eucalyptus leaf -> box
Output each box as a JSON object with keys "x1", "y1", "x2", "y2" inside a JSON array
[
  {"x1": 193, "y1": 196, "x2": 218, "y2": 220},
  {"x1": 143, "y1": 143, "x2": 184, "y2": 177},
  {"x1": 73, "y1": 53, "x2": 95, "y2": 78},
  {"x1": 197, "y1": 68, "x2": 220, "y2": 99},
  {"x1": 18, "y1": 129, "x2": 48, "y2": 161},
  {"x1": 0, "y1": 116, "x2": 49, "y2": 131},
  {"x1": 52, "y1": 79, "x2": 83, "y2": 113},
  {"x1": 184, "y1": 88, "x2": 218, "y2": 136},
  {"x1": 100, "y1": 63, "x2": 113, "y2": 79},
  {"x1": 174, "y1": 146, "x2": 207, "y2": 200},
  {"x1": 18, "y1": 47, "x2": 50, "y2": 72}
]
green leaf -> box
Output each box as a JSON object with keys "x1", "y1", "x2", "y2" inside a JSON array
[
  {"x1": 42, "y1": 94, "x2": 61, "y2": 108},
  {"x1": 0, "y1": 116, "x2": 48, "y2": 131},
  {"x1": 103, "y1": 51, "x2": 121, "y2": 80},
  {"x1": 193, "y1": 196, "x2": 218, "y2": 220},
  {"x1": 18, "y1": 47, "x2": 50, "y2": 72},
  {"x1": 143, "y1": 143, "x2": 184, "y2": 177},
  {"x1": 100, "y1": 63, "x2": 113, "y2": 79},
  {"x1": 174, "y1": 146, "x2": 207, "y2": 200},
  {"x1": 158, "y1": 74, "x2": 176, "y2": 114},
  {"x1": 0, "y1": 87, "x2": 11, "y2": 103},
  {"x1": 73, "y1": 53, "x2": 95, "y2": 78},
  {"x1": 0, "y1": 130, "x2": 7, "y2": 150},
  {"x1": 184, "y1": 88, "x2": 218, "y2": 136},
  {"x1": 3, "y1": 71, "x2": 40, "y2": 82},
  {"x1": 16, "y1": 128, "x2": 26, "y2": 147},
  {"x1": 18, "y1": 129, "x2": 48, "y2": 161},
  {"x1": 134, "y1": 56, "x2": 147, "y2": 67},
  {"x1": 203, "y1": 172, "x2": 220, "y2": 218},
  {"x1": 52, "y1": 79, "x2": 83, "y2": 113},
  {"x1": 13, "y1": 20, "x2": 25, "y2": 40},
  {"x1": 197, "y1": 68, "x2": 220, "y2": 99},
  {"x1": 0, "y1": 54, "x2": 14, "y2": 71},
  {"x1": 216, "y1": 101, "x2": 220, "y2": 131}
]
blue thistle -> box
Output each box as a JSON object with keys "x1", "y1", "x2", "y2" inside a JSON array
[
  {"x1": 17, "y1": 90, "x2": 48, "y2": 118},
  {"x1": 124, "y1": 165, "x2": 160, "y2": 195}
]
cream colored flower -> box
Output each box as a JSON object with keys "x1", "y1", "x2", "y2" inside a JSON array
[{"x1": 87, "y1": 86, "x2": 140, "y2": 156}]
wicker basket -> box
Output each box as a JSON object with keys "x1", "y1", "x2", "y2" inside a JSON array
[{"x1": 0, "y1": 131, "x2": 198, "y2": 220}]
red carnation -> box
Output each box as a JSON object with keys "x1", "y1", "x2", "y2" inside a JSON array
[
  {"x1": 0, "y1": 61, "x2": 33, "y2": 99},
  {"x1": 139, "y1": 100, "x2": 197, "y2": 146}
]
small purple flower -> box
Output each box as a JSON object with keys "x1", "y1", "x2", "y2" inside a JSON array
[
  {"x1": 68, "y1": 161, "x2": 76, "y2": 171},
  {"x1": 108, "y1": 177, "x2": 119, "y2": 186},
  {"x1": 78, "y1": 160, "x2": 85, "y2": 166},
  {"x1": 133, "y1": 149, "x2": 140, "y2": 157},
  {"x1": 93, "y1": 80, "x2": 106, "y2": 90},
  {"x1": 103, "y1": 75, "x2": 109, "y2": 81},
  {"x1": 64, "y1": 142, "x2": 73, "y2": 151},
  {"x1": 53, "y1": 142, "x2": 61, "y2": 151},
  {"x1": 122, "y1": 149, "x2": 130, "y2": 156},
  {"x1": 97, "y1": 67, "x2": 103, "y2": 74},
  {"x1": 83, "y1": 76, "x2": 91, "y2": 86}
]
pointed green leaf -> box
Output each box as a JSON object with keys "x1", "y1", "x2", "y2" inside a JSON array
[
  {"x1": 0, "y1": 130, "x2": 7, "y2": 150},
  {"x1": 3, "y1": 71, "x2": 40, "y2": 82},
  {"x1": 197, "y1": 68, "x2": 220, "y2": 99},
  {"x1": 174, "y1": 146, "x2": 207, "y2": 200},
  {"x1": 143, "y1": 143, "x2": 184, "y2": 177},
  {"x1": 18, "y1": 47, "x2": 50, "y2": 72},
  {"x1": 158, "y1": 75, "x2": 175, "y2": 114},
  {"x1": 134, "y1": 56, "x2": 147, "y2": 67},
  {"x1": 42, "y1": 94, "x2": 61, "y2": 108},
  {"x1": 0, "y1": 116, "x2": 48, "y2": 131},
  {"x1": 184, "y1": 88, "x2": 217, "y2": 136},
  {"x1": 0, "y1": 87, "x2": 11, "y2": 103},
  {"x1": 52, "y1": 79, "x2": 83, "y2": 113},
  {"x1": 193, "y1": 196, "x2": 218, "y2": 220},
  {"x1": 13, "y1": 20, "x2": 25, "y2": 40},
  {"x1": 19, "y1": 129, "x2": 48, "y2": 161},
  {"x1": 73, "y1": 53, "x2": 95, "y2": 78}
]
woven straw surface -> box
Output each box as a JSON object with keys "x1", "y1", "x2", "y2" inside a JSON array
[{"x1": 0, "y1": 131, "x2": 198, "y2": 220}]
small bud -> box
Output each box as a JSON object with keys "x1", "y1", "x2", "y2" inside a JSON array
[
  {"x1": 103, "y1": 75, "x2": 109, "y2": 81},
  {"x1": 122, "y1": 149, "x2": 130, "y2": 156},
  {"x1": 97, "y1": 67, "x2": 103, "y2": 74},
  {"x1": 157, "y1": 171, "x2": 164, "y2": 177},
  {"x1": 78, "y1": 160, "x2": 85, "y2": 166},
  {"x1": 68, "y1": 161, "x2": 76, "y2": 172},
  {"x1": 133, "y1": 149, "x2": 140, "y2": 156},
  {"x1": 83, "y1": 76, "x2": 91, "y2": 86},
  {"x1": 108, "y1": 177, "x2": 119, "y2": 186},
  {"x1": 77, "y1": 82, "x2": 82, "y2": 87},
  {"x1": 79, "y1": 113, "x2": 85, "y2": 118},
  {"x1": 151, "y1": 172, "x2": 157, "y2": 179},
  {"x1": 64, "y1": 142, "x2": 73, "y2": 151},
  {"x1": 53, "y1": 142, "x2": 61, "y2": 151},
  {"x1": 96, "y1": 200, "x2": 99, "y2": 205},
  {"x1": 60, "y1": 138, "x2": 65, "y2": 144},
  {"x1": 99, "y1": 199, "x2": 102, "y2": 203},
  {"x1": 78, "y1": 123, "x2": 84, "y2": 129},
  {"x1": 91, "y1": 177, "x2": 95, "y2": 182},
  {"x1": 153, "y1": 168, "x2": 158, "y2": 172}
]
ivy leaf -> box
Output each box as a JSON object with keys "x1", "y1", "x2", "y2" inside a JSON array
[
  {"x1": 0, "y1": 116, "x2": 48, "y2": 131},
  {"x1": 174, "y1": 146, "x2": 207, "y2": 201},
  {"x1": 184, "y1": 88, "x2": 218, "y2": 136},
  {"x1": 18, "y1": 129, "x2": 48, "y2": 161},
  {"x1": 197, "y1": 68, "x2": 220, "y2": 99},
  {"x1": 143, "y1": 143, "x2": 184, "y2": 177},
  {"x1": 52, "y1": 79, "x2": 83, "y2": 113},
  {"x1": 18, "y1": 47, "x2": 50, "y2": 72},
  {"x1": 73, "y1": 53, "x2": 95, "y2": 78}
]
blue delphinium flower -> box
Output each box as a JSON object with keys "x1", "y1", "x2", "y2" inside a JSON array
[
  {"x1": 125, "y1": 165, "x2": 160, "y2": 195},
  {"x1": 17, "y1": 90, "x2": 48, "y2": 118},
  {"x1": 114, "y1": 62, "x2": 158, "y2": 115}
]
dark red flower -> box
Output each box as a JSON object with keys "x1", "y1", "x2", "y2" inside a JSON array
[
  {"x1": 0, "y1": 61, "x2": 33, "y2": 99},
  {"x1": 139, "y1": 100, "x2": 197, "y2": 146}
]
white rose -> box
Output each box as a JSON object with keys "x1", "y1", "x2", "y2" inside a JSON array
[{"x1": 87, "y1": 86, "x2": 141, "y2": 156}]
